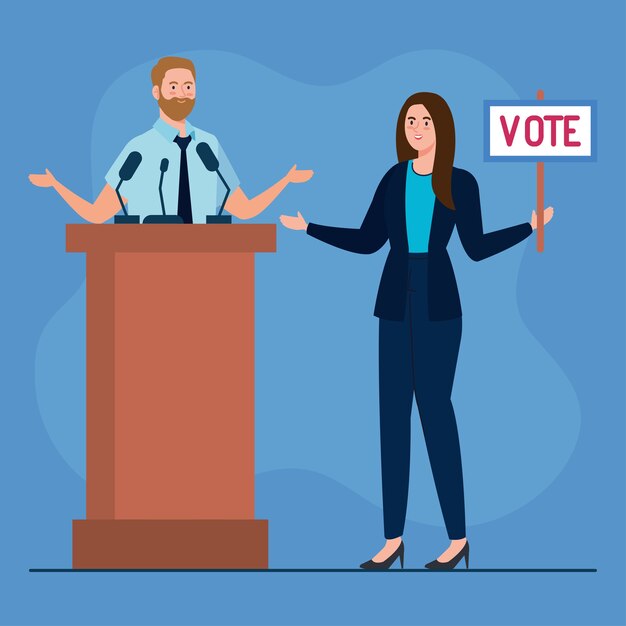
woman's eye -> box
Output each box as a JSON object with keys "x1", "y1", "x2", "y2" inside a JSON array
[
  {"x1": 425, "y1": 121, "x2": 429, "y2": 127},
  {"x1": 409, "y1": 120, "x2": 414, "y2": 125}
]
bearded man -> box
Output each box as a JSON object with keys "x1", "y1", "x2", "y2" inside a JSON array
[{"x1": 29, "y1": 56, "x2": 313, "y2": 222}]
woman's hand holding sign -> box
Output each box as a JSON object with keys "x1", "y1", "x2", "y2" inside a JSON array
[{"x1": 531, "y1": 206, "x2": 554, "y2": 230}]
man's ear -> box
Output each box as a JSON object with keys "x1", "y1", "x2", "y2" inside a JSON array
[{"x1": 152, "y1": 85, "x2": 160, "y2": 101}]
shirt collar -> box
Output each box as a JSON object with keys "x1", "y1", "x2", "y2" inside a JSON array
[{"x1": 153, "y1": 117, "x2": 196, "y2": 142}]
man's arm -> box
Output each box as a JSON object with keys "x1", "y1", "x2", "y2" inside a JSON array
[
  {"x1": 29, "y1": 169, "x2": 124, "y2": 223},
  {"x1": 224, "y1": 164, "x2": 313, "y2": 220}
]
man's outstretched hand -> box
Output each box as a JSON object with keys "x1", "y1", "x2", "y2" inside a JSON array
[
  {"x1": 285, "y1": 164, "x2": 314, "y2": 184},
  {"x1": 29, "y1": 168, "x2": 57, "y2": 188}
]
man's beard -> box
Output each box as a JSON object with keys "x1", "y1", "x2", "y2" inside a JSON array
[{"x1": 158, "y1": 95, "x2": 195, "y2": 121}]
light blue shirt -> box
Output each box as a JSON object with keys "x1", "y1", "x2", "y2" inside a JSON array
[
  {"x1": 105, "y1": 118, "x2": 241, "y2": 223},
  {"x1": 405, "y1": 163, "x2": 435, "y2": 253}
]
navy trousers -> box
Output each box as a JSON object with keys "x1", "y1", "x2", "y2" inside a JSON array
[{"x1": 378, "y1": 255, "x2": 466, "y2": 540}]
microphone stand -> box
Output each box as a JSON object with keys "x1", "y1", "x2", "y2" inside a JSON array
[
  {"x1": 114, "y1": 179, "x2": 139, "y2": 224},
  {"x1": 143, "y1": 159, "x2": 183, "y2": 224},
  {"x1": 206, "y1": 170, "x2": 231, "y2": 224}
]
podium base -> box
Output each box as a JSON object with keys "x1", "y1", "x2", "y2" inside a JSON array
[{"x1": 73, "y1": 519, "x2": 268, "y2": 569}]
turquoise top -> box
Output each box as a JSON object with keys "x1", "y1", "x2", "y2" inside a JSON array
[
  {"x1": 105, "y1": 118, "x2": 241, "y2": 223},
  {"x1": 405, "y1": 161, "x2": 436, "y2": 253}
]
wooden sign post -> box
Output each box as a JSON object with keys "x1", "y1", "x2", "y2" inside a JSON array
[{"x1": 536, "y1": 89, "x2": 545, "y2": 253}]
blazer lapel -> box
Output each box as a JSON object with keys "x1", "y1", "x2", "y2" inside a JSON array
[{"x1": 393, "y1": 161, "x2": 410, "y2": 253}]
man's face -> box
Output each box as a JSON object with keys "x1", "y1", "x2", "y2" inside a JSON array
[{"x1": 152, "y1": 68, "x2": 196, "y2": 121}]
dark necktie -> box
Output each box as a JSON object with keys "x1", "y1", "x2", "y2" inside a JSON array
[{"x1": 174, "y1": 134, "x2": 193, "y2": 223}]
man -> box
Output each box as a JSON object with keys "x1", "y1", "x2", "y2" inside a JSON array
[{"x1": 29, "y1": 56, "x2": 313, "y2": 222}]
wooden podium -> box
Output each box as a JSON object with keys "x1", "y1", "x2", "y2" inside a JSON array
[{"x1": 66, "y1": 224, "x2": 276, "y2": 569}]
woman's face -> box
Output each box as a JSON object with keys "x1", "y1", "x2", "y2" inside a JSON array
[{"x1": 404, "y1": 104, "x2": 436, "y2": 154}]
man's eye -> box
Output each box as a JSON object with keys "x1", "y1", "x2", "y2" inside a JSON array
[
  {"x1": 187, "y1": 85, "x2": 191, "y2": 90},
  {"x1": 171, "y1": 86, "x2": 175, "y2": 90}
]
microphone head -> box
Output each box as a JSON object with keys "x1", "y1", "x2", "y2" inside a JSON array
[
  {"x1": 119, "y1": 151, "x2": 142, "y2": 181},
  {"x1": 196, "y1": 142, "x2": 219, "y2": 172},
  {"x1": 160, "y1": 158, "x2": 169, "y2": 173}
]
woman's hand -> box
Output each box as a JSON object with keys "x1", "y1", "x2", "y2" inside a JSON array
[
  {"x1": 531, "y1": 206, "x2": 554, "y2": 230},
  {"x1": 29, "y1": 168, "x2": 57, "y2": 188},
  {"x1": 285, "y1": 165, "x2": 314, "y2": 184},
  {"x1": 280, "y1": 211, "x2": 308, "y2": 231}
]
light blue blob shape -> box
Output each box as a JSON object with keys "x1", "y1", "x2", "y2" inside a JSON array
[{"x1": 35, "y1": 49, "x2": 580, "y2": 526}]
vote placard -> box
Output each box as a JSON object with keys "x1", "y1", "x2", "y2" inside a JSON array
[
  {"x1": 484, "y1": 100, "x2": 596, "y2": 161},
  {"x1": 484, "y1": 93, "x2": 596, "y2": 251}
]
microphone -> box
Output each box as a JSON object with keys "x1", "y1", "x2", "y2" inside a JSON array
[
  {"x1": 196, "y1": 142, "x2": 219, "y2": 172},
  {"x1": 159, "y1": 157, "x2": 169, "y2": 214},
  {"x1": 119, "y1": 151, "x2": 142, "y2": 181},
  {"x1": 114, "y1": 151, "x2": 142, "y2": 224},
  {"x1": 196, "y1": 142, "x2": 232, "y2": 224},
  {"x1": 142, "y1": 157, "x2": 183, "y2": 224}
]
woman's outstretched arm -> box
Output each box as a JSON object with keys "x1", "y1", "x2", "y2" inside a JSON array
[
  {"x1": 455, "y1": 170, "x2": 553, "y2": 261},
  {"x1": 280, "y1": 169, "x2": 392, "y2": 254}
]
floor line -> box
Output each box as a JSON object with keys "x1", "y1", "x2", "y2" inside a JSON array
[{"x1": 29, "y1": 568, "x2": 598, "y2": 573}]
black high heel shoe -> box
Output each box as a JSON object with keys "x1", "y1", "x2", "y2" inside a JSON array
[
  {"x1": 424, "y1": 541, "x2": 470, "y2": 570},
  {"x1": 359, "y1": 541, "x2": 404, "y2": 570}
]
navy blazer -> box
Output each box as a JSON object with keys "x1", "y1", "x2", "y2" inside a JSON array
[{"x1": 307, "y1": 161, "x2": 533, "y2": 321}]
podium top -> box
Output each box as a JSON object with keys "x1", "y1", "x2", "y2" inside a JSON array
[{"x1": 66, "y1": 223, "x2": 277, "y2": 254}]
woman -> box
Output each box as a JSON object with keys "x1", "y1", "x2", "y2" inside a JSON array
[{"x1": 280, "y1": 92, "x2": 554, "y2": 570}]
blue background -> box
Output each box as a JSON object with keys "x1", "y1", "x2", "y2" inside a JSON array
[{"x1": 3, "y1": 1, "x2": 624, "y2": 624}]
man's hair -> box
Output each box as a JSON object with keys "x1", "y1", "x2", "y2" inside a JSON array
[{"x1": 151, "y1": 56, "x2": 196, "y2": 87}]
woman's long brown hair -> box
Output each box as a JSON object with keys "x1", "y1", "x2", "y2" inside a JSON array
[{"x1": 396, "y1": 92, "x2": 456, "y2": 210}]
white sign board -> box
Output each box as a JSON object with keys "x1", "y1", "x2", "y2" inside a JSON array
[{"x1": 484, "y1": 100, "x2": 596, "y2": 161}]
